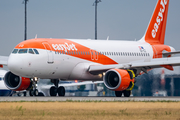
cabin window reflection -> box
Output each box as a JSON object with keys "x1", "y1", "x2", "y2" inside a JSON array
[
  {"x1": 28, "y1": 49, "x2": 34, "y2": 54},
  {"x1": 33, "y1": 49, "x2": 39, "y2": 54},
  {"x1": 18, "y1": 49, "x2": 28, "y2": 54},
  {"x1": 12, "y1": 49, "x2": 18, "y2": 54}
]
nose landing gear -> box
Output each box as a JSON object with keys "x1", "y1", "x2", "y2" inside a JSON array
[{"x1": 29, "y1": 77, "x2": 44, "y2": 96}]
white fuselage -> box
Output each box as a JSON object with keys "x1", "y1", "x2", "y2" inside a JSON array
[{"x1": 8, "y1": 39, "x2": 154, "y2": 80}]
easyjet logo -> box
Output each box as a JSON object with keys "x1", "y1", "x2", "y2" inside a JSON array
[
  {"x1": 52, "y1": 43, "x2": 78, "y2": 51},
  {"x1": 151, "y1": 0, "x2": 168, "y2": 38}
]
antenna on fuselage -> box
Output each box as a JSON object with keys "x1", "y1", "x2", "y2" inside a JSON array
[
  {"x1": 107, "y1": 36, "x2": 109, "y2": 41},
  {"x1": 35, "y1": 34, "x2": 38, "y2": 39},
  {"x1": 22, "y1": 0, "x2": 29, "y2": 41},
  {"x1": 93, "y1": 0, "x2": 101, "y2": 40}
]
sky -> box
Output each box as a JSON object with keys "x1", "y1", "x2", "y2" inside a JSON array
[{"x1": 0, "y1": 0, "x2": 180, "y2": 56}]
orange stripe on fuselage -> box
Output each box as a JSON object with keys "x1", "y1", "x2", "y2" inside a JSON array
[{"x1": 15, "y1": 38, "x2": 118, "y2": 65}]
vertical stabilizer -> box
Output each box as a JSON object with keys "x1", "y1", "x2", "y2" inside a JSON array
[{"x1": 144, "y1": 0, "x2": 169, "y2": 44}]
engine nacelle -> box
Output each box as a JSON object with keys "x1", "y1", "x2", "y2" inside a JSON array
[
  {"x1": 4, "y1": 71, "x2": 32, "y2": 91},
  {"x1": 103, "y1": 69, "x2": 134, "y2": 91}
]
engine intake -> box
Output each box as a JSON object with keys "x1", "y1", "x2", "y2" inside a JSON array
[
  {"x1": 4, "y1": 71, "x2": 32, "y2": 91},
  {"x1": 103, "y1": 69, "x2": 134, "y2": 91}
]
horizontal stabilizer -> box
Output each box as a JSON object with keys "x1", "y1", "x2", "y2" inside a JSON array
[{"x1": 162, "y1": 51, "x2": 180, "y2": 57}]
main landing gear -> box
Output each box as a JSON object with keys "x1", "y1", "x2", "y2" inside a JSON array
[
  {"x1": 115, "y1": 90, "x2": 131, "y2": 97},
  {"x1": 50, "y1": 79, "x2": 65, "y2": 96}
]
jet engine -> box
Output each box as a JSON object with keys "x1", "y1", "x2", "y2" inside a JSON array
[
  {"x1": 4, "y1": 71, "x2": 32, "y2": 91},
  {"x1": 103, "y1": 69, "x2": 134, "y2": 91}
]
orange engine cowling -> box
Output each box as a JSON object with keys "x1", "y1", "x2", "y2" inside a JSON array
[
  {"x1": 4, "y1": 71, "x2": 32, "y2": 91},
  {"x1": 103, "y1": 69, "x2": 134, "y2": 91}
]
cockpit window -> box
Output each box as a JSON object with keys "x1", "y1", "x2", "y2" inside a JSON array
[
  {"x1": 0, "y1": 77, "x2": 3, "y2": 81},
  {"x1": 12, "y1": 49, "x2": 18, "y2": 54},
  {"x1": 18, "y1": 49, "x2": 28, "y2": 54},
  {"x1": 33, "y1": 49, "x2": 39, "y2": 54},
  {"x1": 28, "y1": 49, "x2": 34, "y2": 54}
]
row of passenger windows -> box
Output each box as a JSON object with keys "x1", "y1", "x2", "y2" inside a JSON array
[
  {"x1": 55, "y1": 51, "x2": 150, "y2": 57},
  {"x1": 12, "y1": 49, "x2": 39, "y2": 54}
]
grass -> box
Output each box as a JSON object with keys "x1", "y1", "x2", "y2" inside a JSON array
[{"x1": 0, "y1": 102, "x2": 180, "y2": 120}]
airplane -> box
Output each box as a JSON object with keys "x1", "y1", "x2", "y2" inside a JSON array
[
  {"x1": 0, "y1": 69, "x2": 12, "y2": 96},
  {"x1": 1, "y1": 0, "x2": 180, "y2": 97}
]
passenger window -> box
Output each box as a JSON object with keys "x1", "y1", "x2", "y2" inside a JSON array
[
  {"x1": 28, "y1": 49, "x2": 34, "y2": 54},
  {"x1": 12, "y1": 49, "x2": 18, "y2": 54},
  {"x1": 33, "y1": 49, "x2": 39, "y2": 54},
  {"x1": 91, "y1": 52, "x2": 93, "y2": 55},
  {"x1": 18, "y1": 49, "x2": 28, "y2": 54}
]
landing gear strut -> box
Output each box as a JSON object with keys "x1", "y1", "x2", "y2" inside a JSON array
[
  {"x1": 50, "y1": 79, "x2": 65, "y2": 96},
  {"x1": 29, "y1": 78, "x2": 39, "y2": 96}
]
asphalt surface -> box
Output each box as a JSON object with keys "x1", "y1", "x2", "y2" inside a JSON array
[{"x1": 0, "y1": 97, "x2": 180, "y2": 102}]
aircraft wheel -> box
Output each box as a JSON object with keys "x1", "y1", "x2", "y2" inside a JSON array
[
  {"x1": 50, "y1": 86, "x2": 57, "y2": 96},
  {"x1": 29, "y1": 89, "x2": 34, "y2": 96},
  {"x1": 115, "y1": 91, "x2": 122, "y2": 97},
  {"x1": 123, "y1": 90, "x2": 131, "y2": 97},
  {"x1": 58, "y1": 86, "x2": 65, "y2": 96},
  {"x1": 34, "y1": 89, "x2": 39, "y2": 96},
  {"x1": 38, "y1": 92, "x2": 45, "y2": 96}
]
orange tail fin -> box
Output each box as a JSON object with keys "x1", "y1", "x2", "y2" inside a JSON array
[{"x1": 144, "y1": 0, "x2": 169, "y2": 44}]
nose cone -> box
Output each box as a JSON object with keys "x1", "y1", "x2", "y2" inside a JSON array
[{"x1": 8, "y1": 54, "x2": 24, "y2": 75}]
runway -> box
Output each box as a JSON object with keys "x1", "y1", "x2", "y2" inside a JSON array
[{"x1": 0, "y1": 97, "x2": 180, "y2": 102}]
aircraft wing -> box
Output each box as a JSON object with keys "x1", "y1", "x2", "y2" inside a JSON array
[
  {"x1": 0, "y1": 56, "x2": 8, "y2": 66},
  {"x1": 40, "y1": 81, "x2": 104, "y2": 89},
  {"x1": 89, "y1": 57, "x2": 180, "y2": 74},
  {"x1": 60, "y1": 81, "x2": 104, "y2": 87}
]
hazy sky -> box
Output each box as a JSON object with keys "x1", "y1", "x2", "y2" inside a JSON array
[{"x1": 0, "y1": 0, "x2": 180, "y2": 56}]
